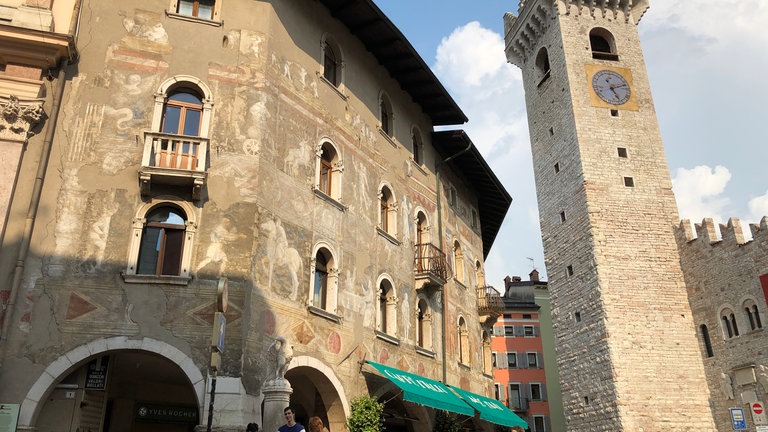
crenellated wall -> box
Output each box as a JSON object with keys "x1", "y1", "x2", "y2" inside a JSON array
[{"x1": 676, "y1": 216, "x2": 768, "y2": 431}]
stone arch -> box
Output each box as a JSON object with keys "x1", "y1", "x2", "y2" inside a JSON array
[
  {"x1": 18, "y1": 337, "x2": 205, "y2": 427},
  {"x1": 286, "y1": 356, "x2": 350, "y2": 432}
]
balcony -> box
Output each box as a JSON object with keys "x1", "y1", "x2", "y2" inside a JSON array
[
  {"x1": 477, "y1": 285, "x2": 503, "y2": 325},
  {"x1": 414, "y1": 243, "x2": 449, "y2": 292},
  {"x1": 139, "y1": 131, "x2": 208, "y2": 200}
]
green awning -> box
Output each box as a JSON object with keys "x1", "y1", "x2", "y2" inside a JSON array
[
  {"x1": 365, "y1": 361, "x2": 474, "y2": 417},
  {"x1": 448, "y1": 385, "x2": 528, "y2": 429}
]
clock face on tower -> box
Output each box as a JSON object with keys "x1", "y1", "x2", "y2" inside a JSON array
[{"x1": 591, "y1": 69, "x2": 631, "y2": 105}]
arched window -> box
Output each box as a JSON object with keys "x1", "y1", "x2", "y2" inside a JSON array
[
  {"x1": 411, "y1": 127, "x2": 423, "y2": 165},
  {"x1": 744, "y1": 300, "x2": 763, "y2": 330},
  {"x1": 314, "y1": 140, "x2": 342, "y2": 202},
  {"x1": 415, "y1": 211, "x2": 429, "y2": 272},
  {"x1": 137, "y1": 206, "x2": 186, "y2": 275},
  {"x1": 417, "y1": 299, "x2": 432, "y2": 351},
  {"x1": 322, "y1": 37, "x2": 342, "y2": 87},
  {"x1": 535, "y1": 47, "x2": 551, "y2": 86},
  {"x1": 124, "y1": 199, "x2": 197, "y2": 282},
  {"x1": 308, "y1": 244, "x2": 339, "y2": 316},
  {"x1": 378, "y1": 278, "x2": 397, "y2": 336},
  {"x1": 379, "y1": 93, "x2": 393, "y2": 137},
  {"x1": 458, "y1": 316, "x2": 469, "y2": 365},
  {"x1": 482, "y1": 330, "x2": 492, "y2": 374},
  {"x1": 453, "y1": 240, "x2": 465, "y2": 285},
  {"x1": 589, "y1": 28, "x2": 618, "y2": 61},
  {"x1": 720, "y1": 308, "x2": 739, "y2": 339},
  {"x1": 162, "y1": 89, "x2": 203, "y2": 136},
  {"x1": 699, "y1": 324, "x2": 714, "y2": 358},
  {"x1": 378, "y1": 185, "x2": 397, "y2": 238}
]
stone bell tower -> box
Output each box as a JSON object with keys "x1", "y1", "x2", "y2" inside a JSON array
[{"x1": 504, "y1": 1, "x2": 715, "y2": 430}]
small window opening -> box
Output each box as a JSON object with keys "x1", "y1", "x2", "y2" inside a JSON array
[
  {"x1": 559, "y1": 211, "x2": 566, "y2": 223},
  {"x1": 610, "y1": 109, "x2": 619, "y2": 117},
  {"x1": 566, "y1": 265, "x2": 574, "y2": 276},
  {"x1": 575, "y1": 311, "x2": 581, "y2": 322},
  {"x1": 624, "y1": 177, "x2": 635, "y2": 187},
  {"x1": 700, "y1": 324, "x2": 713, "y2": 357},
  {"x1": 617, "y1": 147, "x2": 628, "y2": 158},
  {"x1": 548, "y1": 127, "x2": 554, "y2": 136},
  {"x1": 554, "y1": 162, "x2": 560, "y2": 173}
]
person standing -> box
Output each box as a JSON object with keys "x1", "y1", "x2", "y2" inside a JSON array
[
  {"x1": 307, "y1": 416, "x2": 329, "y2": 432},
  {"x1": 278, "y1": 406, "x2": 305, "y2": 432}
]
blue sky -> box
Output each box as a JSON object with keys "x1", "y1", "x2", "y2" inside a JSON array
[{"x1": 373, "y1": 1, "x2": 768, "y2": 288}]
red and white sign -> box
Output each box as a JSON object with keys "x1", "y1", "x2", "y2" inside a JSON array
[{"x1": 752, "y1": 402, "x2": 768, "y2": 425}]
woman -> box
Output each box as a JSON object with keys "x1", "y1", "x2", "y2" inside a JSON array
[{"x1": 307, "y1": 416, "x2": 329, "y2": 432}]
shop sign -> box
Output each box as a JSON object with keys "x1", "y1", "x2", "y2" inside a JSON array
[{"x1": 136, "y1": 403, "x2": 199, "y2": 423}]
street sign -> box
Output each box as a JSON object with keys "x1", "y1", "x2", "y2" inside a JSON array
[
  {"x1": 752, "y1": 402, "x2": 768, "y2": 425},
  {"x1": 730, "y1": 407, "x2": 747, "y2": 430},
  {"x1": 211, "y1": 312, "x2": 226, "y2": 353}
]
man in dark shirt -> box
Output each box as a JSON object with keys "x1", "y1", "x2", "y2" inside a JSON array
[{"x1": 278, "y1": 406, "x2": 305, "y2": 432}]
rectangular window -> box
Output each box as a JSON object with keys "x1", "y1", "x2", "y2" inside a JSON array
[
  {"x1": 530, "y1": 383, "x2": 543, "y2": 401},
  {"x1": 507, "y1": 352, "x2": 517, "y2": 368},
  {"x1": 491, "y1": 353, "x2": 497, "y2": 368},
  {"x1": 524, "y1": 325, "x2": 534, "y2": 337},
  {"x1": 533, "y1": 415, "x2": 546, "y2": 432},
  {"x1": 522, "y1": 314, "x2": 532, "y2": 320},
  {"x1": 527, "y1": 352, "x2": 538, "y2": 368},
  {"x1": 177, "y1": 0, "x2": 215, "y2": 19},
  {"x1": 509, "y1": 384, "x2": 522, "y2": 410},
  {"x1": 494, "y1": 383, "x2": 500, "y2": 400},
  {"x1": 504, "y1": 326, "x2": 514, "y2": 336}
]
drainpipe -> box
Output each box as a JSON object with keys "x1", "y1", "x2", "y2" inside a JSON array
[
  {"x1": 0, "y1": 63, "x2": 69, "y2": 367},
  {"x1": 435, "y1": 134, "x2": 473, "y2": 384}
]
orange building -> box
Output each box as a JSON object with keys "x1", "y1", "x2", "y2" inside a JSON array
[{"x1": 491, "y1": 274, "x2": 551, "y2": 432}]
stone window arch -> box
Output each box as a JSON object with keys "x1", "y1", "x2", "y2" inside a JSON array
[
  {"x1": 482, "y1": 329, "x2": 492, "y2": 374},
  {"x1": 743, "y1": 298, "x2": 763, "y2": 331},
  {"x1": 411, "y1": 126, "x2": 423, "y2": 165},
  {"x1": 453, "y1": 240, "x2": 465, "y2": 285},
  {"x1": 321, "y1": 34, "x2": 343, "y2": 87},
  {"x1": 719, "y1": 306, "x2": 740, "y2": 339},
  {"x1": 534, "y1": 47, "x2": 551, "y2": 85},
  {"x1": 379, "y1": 91, "x2": 394, "y2": 137},
  {"x1": 309, "y1": 243, "x2": 339, "y2": 315},
  {"x1": 377, "y1": 275, "x2": 397, "y2": 337},
  {"x1": 589, "y1": 27, "x2": 618, "y2": 61},
  {"x1": 124, "y1": 197, "x2": 198, "y2": 283},
  {"x1": 458, "y1": 316, "x2": 469, "y2": 365},
  {"x1": 314, "y1": 139, "x2": 343, "y2": 203},
  {"x1": 699, "y1": 324, "x2": 714, "y2": 358},
  {"x1": 378, "y1": 183, "x2": 398, "y2": 239},
  {"x1": 152, "y1": 75, "x2": 213, "y2": 137},
  {"x1": 475, "y1": 260, "x2": 485, "y2": 287}
]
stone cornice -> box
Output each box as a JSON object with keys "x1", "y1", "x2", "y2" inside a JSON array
[{"x1": 0, "y1": 23, "x2": 74, "y2": 68}]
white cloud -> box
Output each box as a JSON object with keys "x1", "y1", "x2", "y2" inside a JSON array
[
  {"x1": 748, "y1": 192, "x2": 768, "y2": 223},
  {"x1": 671, "y1": 165, "x2": 731, "y2": 223},
  {"x1": 434, "y1": 21, "x2": 509, "y2": 87}
]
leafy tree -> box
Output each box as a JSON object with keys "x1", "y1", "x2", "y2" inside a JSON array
[
  {"x1": 347, "y1": 395, "x2": 385, "y2": 432},
  {"x1": 432, "y1": 410, "x2": 460, "y2": 432}
]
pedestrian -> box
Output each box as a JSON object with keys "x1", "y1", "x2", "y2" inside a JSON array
[
  {"x1": 278, "y1": 406, "x2": 305, "y2": 432},
  {"x1": 307, "y1": 416, "x2": 329, "y2": 432},
  {"x1": 247, "y1": 423, "x2": 259, "y2": 432}
]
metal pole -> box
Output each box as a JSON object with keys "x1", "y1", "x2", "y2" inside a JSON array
[{"x1": 206, "y1": 369, "x2": 217, "y2": 432}]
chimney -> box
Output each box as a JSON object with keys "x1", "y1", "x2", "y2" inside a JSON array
[{"x1": 529, "y1": 269, "x2": 539, "y2": 282}]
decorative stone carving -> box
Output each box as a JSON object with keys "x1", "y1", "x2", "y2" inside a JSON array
[{"x1": 0, "y1": 96, "x2": 44, "y2": 141}]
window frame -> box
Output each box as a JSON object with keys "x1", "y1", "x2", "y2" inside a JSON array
[
  {"x1": 458, "y1": 316, "x2": 469, "y2": 365},
  {"x1": 313, "y1": 139, "x2": 344, "y2": 207},
  {"x1": 376, "y1": 275, "x2": 398, "y2": 339},
  {"x1": 416, "y1": 297, "x2": 433, "y2": 351},
  {"x1": 308, "y1": 243, "x2": 339, "y2": 318},
  {"x1": 123, "y1": 198, "x2": 198, "y2": 284},
  {"x1": 377, "y1": 183, "x2": 398, "y2": 241},
  {"x1": 167, "y1": 0, "x2": 222, "y2": 24},
  {"x1": 379, "y1": 92, "x2": 394, "y2": 138},
  {"x1": 321, "y1": 35, "x2": 343, "y2": 88},
  {"x1": 589, "y1": 27, "x2": 618, "y2": 61}
]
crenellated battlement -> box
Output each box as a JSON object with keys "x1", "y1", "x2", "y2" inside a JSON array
[{"x1": 676, "y1": 216, "x2": 768, "y2": 249}]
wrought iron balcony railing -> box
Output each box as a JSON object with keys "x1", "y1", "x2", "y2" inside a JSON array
[
  {"x1": 414, "y1": 243, "x2": 449, "y2": 289},
  {"x1": 139, "y1": 131, "x2": 209, "y2": 200},
  {"x1": 477, "y1": 285, "x2": 503, "y2": 316}
]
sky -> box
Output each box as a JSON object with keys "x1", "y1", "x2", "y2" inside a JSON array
[{"x1": 372, "y1": 0, "x2": 768, "y2": 289}]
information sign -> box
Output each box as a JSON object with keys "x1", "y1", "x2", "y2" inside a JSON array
[
  {"x1": 84, "y1": 357, "x2": 109, "y2": 390},
  {"x1": 730, "y1": 407, "x2": 747, "y2": 430}
]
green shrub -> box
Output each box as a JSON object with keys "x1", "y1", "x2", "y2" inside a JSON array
[
  {"x1": 347, "y1": 395, "x2": 384, "y2": 432},
  {"x1": 432, "y1": 410, "x2": 460, "y2": 432}
]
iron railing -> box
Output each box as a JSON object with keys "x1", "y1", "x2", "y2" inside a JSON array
[
  {"x1": 477, "y1": 285, "x2": 503, "y2": 316},
  {"x1": 414, "y1": 243, "x2": 449, "y2": 283}
]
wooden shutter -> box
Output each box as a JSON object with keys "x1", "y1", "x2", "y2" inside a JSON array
[{"x1": 537, "y1": 352, "x2": 544, "y2": 368}]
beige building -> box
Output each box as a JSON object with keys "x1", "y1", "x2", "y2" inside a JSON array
[{"x1": 0, "y1": 1, "x2": 516, "y2": 431}]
